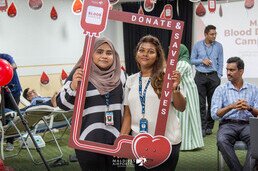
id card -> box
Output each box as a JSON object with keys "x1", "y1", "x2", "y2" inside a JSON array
[
  {"x1": 105, "y1": 111, "x2": 114, "y2": 126},
  {"x1": 139, "y1": 118, "x2": 148, "y2": 133}
]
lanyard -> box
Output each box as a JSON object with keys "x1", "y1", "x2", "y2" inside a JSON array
[
  {"x1": 203, "y1": 41, "x2": 214, "y2": 59},
  {"x1": 139, "y1": 73, "x2": 151, "y2": 115},
  {"x1": 105, "y1": 93, "x2": 110, "y2": 111}
]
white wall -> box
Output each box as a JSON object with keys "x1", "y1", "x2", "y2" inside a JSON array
[
  {"x1": 0, "y1": 0, "x2": 125, "y2": 76},
  {"x1": 192, "y1": 0, "x2": 258, "y2": 85}
]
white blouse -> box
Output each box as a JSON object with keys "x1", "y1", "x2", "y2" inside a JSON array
[{"x1": 124, "y1": 72, "x2": 182, "y2": 145}]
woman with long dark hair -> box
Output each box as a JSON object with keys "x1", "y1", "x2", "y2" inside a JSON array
[{"x1": 121, "y1": 35, "x2": 186, "y2": 171}]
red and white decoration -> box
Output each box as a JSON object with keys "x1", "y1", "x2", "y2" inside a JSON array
[
  {"x1": 0, "y1": 0, "x2": 8, "y2": 12},
  {"x1": 196, "y1": 2, "x2": 206, "y2": 16},
  {"x1": 138, "y1": 5, "x2": 144, "y2": 15},
  {"x1": 71, "y1": 0, "x2": 82, "y2": 15},
  {"x1": 245, "y1": 0, "x2": 254, "y2": 9},
  {"x1": 143, "y1": 0, "x2": 156, "y2": 12},
  {"x1": 160, "y1": 4, "x2": 173, "y2": 19},
  {"x1": 50, "y1": 6, "x2": 57, "y2": 20},
  {"x1": 68, "y1": 0, "x2": 184, "y2": 169},
  {"x1": 60, "y1": 69, "x2": 68, "y2": 85},
  {"x1": 7, "y1": 2, "x2": 16, "y2": 17},
  {"x1": 28, "y1": 0, "x2": 43, "y2": 10},
  {"x1": 208, "y1": 0, "x2": 216, "y2": 13},
  {"x1": 80, "y1": 0, "x2": 110, "y2": 36},
  {"x1": 40, "y1": 71, "x2": 49, "y2": 85}
]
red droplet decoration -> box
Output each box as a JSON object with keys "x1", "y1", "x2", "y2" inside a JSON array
[
  {"x1": 29, "y1": 0, "x2": 43, "y2": 10},
  {"x1": 0, "y1": 59, "x2": 14, "y2": 86},
  {"x1": 219, "y1": 4, "x2": 223, "y2": 17},
  {"x1": 138, "y1": 6, "x2": 144, "y2": 15},
  {"x1": 7, "y1": 2, "x2": 17, "y2": 18},
  {"x1": 245, "y1": 0, "x2": 254, "y2": 9},
  {"x1": 50, "y1": 6, "x2": 58, "y2": 20},
  {"x1": 0, "y1": 0, "x2": 8, "y2": 12},
  {"x1": 61, "y1": 69, "x2": 68, "y2": 81},
  {"x1": 72, "y1": 0, "x2": 82, "y2": 14},
  {"x1": 40, "y1": 72, "x2": 49, "y2": 85},
  {"x1": 196, "y1": 2, "x2": 206, "y2": 17}
]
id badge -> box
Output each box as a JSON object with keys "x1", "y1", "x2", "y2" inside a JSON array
[
  {"x1": 105, "y1": 111, "x2": 114, "y2": 126},
  {"x1": 139, "y1": 118, "x2": 148, "y2": 133}
]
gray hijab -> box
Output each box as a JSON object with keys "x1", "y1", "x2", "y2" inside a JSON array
[{"x1": 75, "y1": 37, "x2": 121, "y2": 95}]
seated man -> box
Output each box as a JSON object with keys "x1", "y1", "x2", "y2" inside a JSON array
[
  {"x1": 211, "y1": 57, "x2": 258, "y2": 171},
  {"x1": 22, "y1": 88, "x2": 57, "y2": 108}
]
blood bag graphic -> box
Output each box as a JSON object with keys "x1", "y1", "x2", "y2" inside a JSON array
[
  {"x1": 208, "y1": 0, "x2": 216, "y2": 13},
  {"x1": 81, "y1": 0, "x2": 110, "y2": 36},
  {"x1": 164, "y1": 4, "x2": 173, "y2": 19}
]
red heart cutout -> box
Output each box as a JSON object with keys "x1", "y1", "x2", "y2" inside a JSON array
[{"x1": 132, "y1": 133, "x2": 172, "y2": 169}]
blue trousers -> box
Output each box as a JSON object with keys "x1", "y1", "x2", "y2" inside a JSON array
[{"x1": 217, "y1": 123, "x2": 255, "y2": 171}]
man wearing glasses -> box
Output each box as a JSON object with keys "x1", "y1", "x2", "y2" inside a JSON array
[{"x1": 190, "y1": 25, "x2": 224, "y2": 137}]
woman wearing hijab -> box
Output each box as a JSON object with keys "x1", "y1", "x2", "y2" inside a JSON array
[
  {"x1": 175, "y1": 44, "x2": 204, "y2": 150},
  {"x1": 56, "y1": 37, "x2": 125, "y2": 171}
]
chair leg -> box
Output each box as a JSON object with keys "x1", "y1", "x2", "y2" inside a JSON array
[
  {"x1": 218, "y1": 148, "x2": 224, "y2": 171},
  {"x1": 220, "y1": 151, "x2": 225, "y2": 171}
]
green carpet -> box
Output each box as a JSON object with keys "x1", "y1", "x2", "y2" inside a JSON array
[{"x1": 3, "y1": 122, "x2": 247, "y2": 171}]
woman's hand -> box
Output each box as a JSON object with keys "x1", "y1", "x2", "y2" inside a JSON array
[
  {"x1": 70, "y1": 68, "x2": 83, "y2": 91},
  {"x1": 51, "y1": 92, "x2": 58, "y2": 107},
  {"x1": 172, "y1": 70, "x2": 181, "y2": 90}
]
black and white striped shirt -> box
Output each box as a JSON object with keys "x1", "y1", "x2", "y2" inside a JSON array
[{"x1": 57, "y1": 80, "x2": 124, "y2": 145}]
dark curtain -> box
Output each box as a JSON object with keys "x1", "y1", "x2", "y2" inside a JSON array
[{"x1": 121, "y1": 0, "x2": 193, "y2": 75}]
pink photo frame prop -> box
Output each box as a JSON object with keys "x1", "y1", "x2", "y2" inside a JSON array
[{"x1": 69, "y1": 0, "x2": 184, "y2": 168}]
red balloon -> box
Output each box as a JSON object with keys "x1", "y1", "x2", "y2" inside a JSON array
[{"x1": 0, "y1": 59, "x2": 14, "y2": 86}]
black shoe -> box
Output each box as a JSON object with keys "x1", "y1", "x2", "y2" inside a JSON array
[
  {"x1": 202, "y1": 130, "x2": 206, "y2": 137},
  {"x1": 206, "y1": 129, "x2": 212, "y2": 135}
]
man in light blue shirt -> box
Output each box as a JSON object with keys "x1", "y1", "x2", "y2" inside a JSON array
[
  {"x1": 190, "y1": 25, "x2": 223, "y2": 137},
  {"x1": 211, "y1": 57, "x2": 258, "y2": 171}
]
